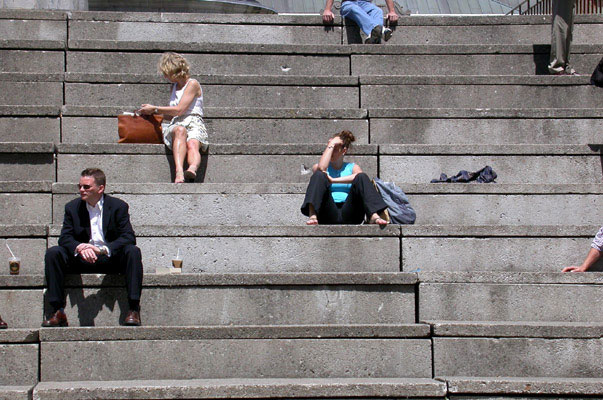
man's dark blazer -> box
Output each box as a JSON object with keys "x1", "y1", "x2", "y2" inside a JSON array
[{"x1": 58, "y1": 194, "x2": 136, "y2": 257}]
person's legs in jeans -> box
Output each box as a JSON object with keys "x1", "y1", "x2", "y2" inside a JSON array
[{"x1": 341, "y1": 0, "x2": 383, "y2": 37}]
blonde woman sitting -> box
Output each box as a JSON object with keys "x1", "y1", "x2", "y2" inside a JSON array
[{"x1": 139, "y1": 52, "x2": 209, "y2": 183}]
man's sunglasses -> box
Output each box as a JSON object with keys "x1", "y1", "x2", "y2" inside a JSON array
[{"x1": 78, "y1": 184, "x2": 93, "y2": 190}]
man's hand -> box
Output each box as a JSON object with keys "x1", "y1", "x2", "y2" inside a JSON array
[
  {"x1": 562, "y1": 265, "x2": 588, "y2": 272},
  {"x1": 322, "y1": 9, "x2": 334, "y2": 24},
  {"x1": 387, "y1": 11, "x2": 399, "y2": 23},
  {"x1": 76, "y1": 243, "x2": 100, "y2": 264}
]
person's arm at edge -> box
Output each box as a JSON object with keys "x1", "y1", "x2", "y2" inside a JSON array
[
  {"x1": 322, "y1": 0, "x2": 335, "y2": 23},
  {"x1": 384, "y1": 0, "x2": 399, "y2": 23},
  {"x1": 562, "y1": 248, "x2": 601, "y2": 272}
]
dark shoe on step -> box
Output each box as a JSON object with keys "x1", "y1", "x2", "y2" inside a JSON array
[
  {"x1": 42, "y1": 310, "x2": 68, "y2": 327},
  {"x1": 0, "y1": 315, "x2": 7, "y2": 329},
  {"x1": 124, "y1": 310, "x2": 141, "y2": 326}
]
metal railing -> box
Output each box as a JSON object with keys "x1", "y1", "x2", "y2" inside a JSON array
[{"x1": 507, "y1": 0, "x2": 603, "y2": 15}]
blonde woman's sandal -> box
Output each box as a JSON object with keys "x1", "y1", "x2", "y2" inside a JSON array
[{"x1": 184, "y1": 169, "x2": 197, "y2": 182}]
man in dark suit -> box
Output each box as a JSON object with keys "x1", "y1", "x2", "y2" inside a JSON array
[{"x1": 43, "y1": 168, "x2": 143, "y2": 327}]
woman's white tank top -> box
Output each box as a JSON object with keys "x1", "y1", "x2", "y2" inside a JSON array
[{"x1": 169, "y1": 79, "x2": 203, "y2": 116}]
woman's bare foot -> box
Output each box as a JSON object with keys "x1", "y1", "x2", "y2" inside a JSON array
[
  {"x1": 306, "y1": 215, "x2": 319, "y2": 225},
  {"x1": 369, "y1": 213, "x2": 388, "y2": 226},
  {"x1": 174, "y1": 172, "x2": 185, "y2": 184},
  {"x1": 184, "y1": 168, "x2": 197, "y2": 182}
]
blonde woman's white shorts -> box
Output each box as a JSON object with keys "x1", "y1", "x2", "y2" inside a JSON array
[{"x1": 162, "y1": 114, "x2": 209, "y2": 151}]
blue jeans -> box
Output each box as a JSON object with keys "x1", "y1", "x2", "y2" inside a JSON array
[{"x1": 340, "y1": 0, "x2": 383, "y2": 36}]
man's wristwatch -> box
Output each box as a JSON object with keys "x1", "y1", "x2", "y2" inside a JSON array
[{"x1": 98, "y1": 246, "x2": 109, "y2": 256}]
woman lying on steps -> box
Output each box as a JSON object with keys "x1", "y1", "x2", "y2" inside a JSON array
[
  {"x1": 301, "y1": 130, "x2": 388, "y2": 226},
  {"x1": 138, "y1": 52, "x2": 209, "y2": 183}
]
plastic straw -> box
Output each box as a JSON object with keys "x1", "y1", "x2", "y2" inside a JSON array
[
  {"x1": 176, "y1": 248, "x2": 180, "y2": 260},
  {"x1": 5, "y1": 242, "x2": 15, "y2": 258}
]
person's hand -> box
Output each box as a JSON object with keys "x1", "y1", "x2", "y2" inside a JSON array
[
  {"x1": 322, "y1": 9, "x2": 334, "y2": 24},
  {"x1": 328, "y1": 136, "x2": 343, "y2": 147},
  {"x1": 387, "y1": 11, "x2": 399, "y2": 23},
  {"x1": 137, "y1": 104, "x2": 156, "y2": 115},
  {"x1": 323, "y1": 170, "x2": 333, "y2": 183},
  {"x1": 76, "y1": 243, "x2": 99, "y2": 264},
  {"x1": 562, "y1": 265, "x2": 588, "y2": 272}
]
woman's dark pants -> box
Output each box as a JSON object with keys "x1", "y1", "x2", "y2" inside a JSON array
[{"x1": 301, "y1": 172, "x2": 387, "y2": 224}]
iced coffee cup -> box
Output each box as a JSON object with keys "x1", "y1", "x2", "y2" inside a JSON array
[
  {"x1": 172, "y1": 257, "x2": 183, "y2": 269},
  {"x1": 9, "y1": 256, "x2": 20, "y2": 275}
]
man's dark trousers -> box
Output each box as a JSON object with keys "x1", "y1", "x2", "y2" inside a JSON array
[{"x1": 45, "y1": 245, "x2": 143, "y2": 310}]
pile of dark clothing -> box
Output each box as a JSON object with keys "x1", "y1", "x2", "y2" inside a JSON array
[{"x1": 431, "y1": 166, "x2": 497, "y2": 183}]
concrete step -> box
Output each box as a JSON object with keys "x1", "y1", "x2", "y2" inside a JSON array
[
  {"x1": 0, "y1": 329, "x2": 39, "y2": 386},
  {"x1": 0, "y1": 50, "x2": 64, "y2": 82},
  {"x1": 369, "y1": 108, "x2": 603, "y2": 145},
  {"x1": 60, "y1": 108, "x2": 369, "y2": 145},
  {"x1": 0, "y1": 144, "x2": 55, "y2": 183},
  {"x1": 49, "y1": 183, "x2": 603, "y2": 226},
  {"x1": 33, "y1": 378, "x2": 446, "y2": 399},
  {"x1": 430, "y1": 320, "x2": 603, "y2": 339},
  {"x1": 434, "y1": 337, "x2": 603, "y2": 378},
  {"x1": 68, "y1": 18, "x2": 342, "y2": 47},
  {"x1": 361, "y1": 76, "x2": 599, "y2": 109},
  {"x1": 62, "y1": 13, "x2": 603, "y2": 47},
  {"x1": 402, "y1": 224, "x2": 603, "y2": 273},
  {"x1": 0, "y1": 386, "x2": 32, "y2": 400},
  {"x1": 2, "y1": 273, "x2": 417, "y2": 327},
  {"x1": 48, "y1": 224, "x2": 402, "y2": 274},
  {"x1": 50, "y1": 143, "x2": 602, "y2": 184},
  {"x1": 0, "y1": 13, "x2": 66, "y2": 50},
  {"x1": 54, "y1": 143, "x2": 378, "y2": 184},
  {"x1": 418, "y1": 272, "x2": 603, "y2": 323},
  {"x1": 0, "y1": 117, "x2": 59, "y2": 143},
  {"x1": 38, "y1": 338, "x2": 430, "y2": 381},
  {"x1": 430, "y1": 322, "x2": 603, "y2": 378},
  {"x1": 0, "y1": 82, "x2": 62, "y2": 107},
  {"x1": 380, "y1": 144, "x2": 602, "y2": 184},
  {"x1": 351, "y1": 52, "x2": 603, "y2": 76},
  {"x1": 8, "y1": 221, "x2": 596, "y2": 275},
  {"x1": 0, "y1": 181, "x2": 52, "y2": 225},
  {"x1": 58, "y1": 47, "x2": 603, "y2": 79},
  {"x1": 444, "y1": 377, "x2": 603, "y2": 396},
  {"x1": 64, "y1": 81, "x2": 358, "y2": 109},
  {"x1": 58, "y1": 107, "x2": 603, "y2": 146},
  {"x1": 66, "y1": 51, "x2": 351, "y2": 78},
  {"x1": 0, "y1": 279, "x2": 44, "y2": 329},
  {"x1": 0, "y1": 224, "x2": 48, "y2": 276}
]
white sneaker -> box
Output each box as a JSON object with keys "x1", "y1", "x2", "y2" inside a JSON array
[
  {"x1": 364, "y1": 24, "x2": 383, "y2": 44},
  {"x1": 382, "y1": 27, "x2": 393, "y2": 41}
]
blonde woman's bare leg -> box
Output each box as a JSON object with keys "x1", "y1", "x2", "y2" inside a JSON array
[
  {"x1": 172, "y1": 126, "x2": 187, "y2": 183},
  {"x1": 184, "y1": 139, "x2": 201, "y2": 181}
]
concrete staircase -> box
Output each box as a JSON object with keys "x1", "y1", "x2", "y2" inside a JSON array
[{"x1": 1, "y1": 7, "x2": 602, "y2": 400}]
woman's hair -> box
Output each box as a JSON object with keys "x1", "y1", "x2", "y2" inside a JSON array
[
  {"x1": 332, "y1": 130, "x2": 356, "y2": 148},
  {"x1": 158, "y1": 52, "x2": 190, "y2": 80}
]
